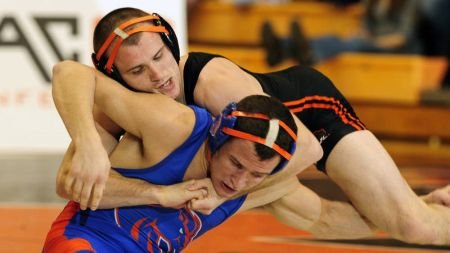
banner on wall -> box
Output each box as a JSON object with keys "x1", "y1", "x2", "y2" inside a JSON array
[{"x1": 0, "y1": 0, "x2": 187, "y2": 153}]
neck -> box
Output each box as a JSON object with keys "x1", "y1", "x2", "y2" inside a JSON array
[
  {"x1": 175, "y1": 68, "x2": 186, "y2": 104},
  {"x1": 204, "y1": 143, "x2": 212, "y2": 176},
  {"x1": 183, "y1": 142, "x2": 210, "y2": 180},
  {"x1": 175, "y1": 88, "x2": 186, "y2": 104}
]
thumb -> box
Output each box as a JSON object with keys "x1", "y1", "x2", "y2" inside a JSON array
[{"x1": 186, "y1": 180, "x2": 201, "y2": 191}]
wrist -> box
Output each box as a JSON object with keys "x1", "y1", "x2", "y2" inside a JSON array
[
  {"x1": 144, "y1": 184, "x2": 164, "y2": 205},
  {"x1": 73, "y1": 130, "x2": 102, "y2": 147}
]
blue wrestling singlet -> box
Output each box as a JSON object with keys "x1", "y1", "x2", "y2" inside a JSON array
[{"x1": 43, "y1": 106, "x2": 247, "y2": 253}]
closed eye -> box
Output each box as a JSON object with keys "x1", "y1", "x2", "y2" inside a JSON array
[
  {"x1": 230, "y1": 156, "x2": 243, "y2": 170},
  {"x1": 153, "y1": 49, "x2": 163, "y2": 60},
  {"x1": 251, "y1": 172, "x2": 265, "y2": 179},
  {"x1": 130, "y1": 66, "x2": 143, "y2": 75}
]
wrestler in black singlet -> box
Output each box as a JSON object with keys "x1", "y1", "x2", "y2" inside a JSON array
[{"x1": 184, "y1": 52, "x2": 366, "y2": 171}]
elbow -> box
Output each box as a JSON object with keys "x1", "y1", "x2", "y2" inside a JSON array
[
  {"x1": 52, "y1": 60, "x2": 76, "y2": 93},
  {"x1": 52, "y1": 60, "x2": 94, "y2": 86},
  {"x1": 52, "y1": 60, "x2": 78, "y2": 79}
]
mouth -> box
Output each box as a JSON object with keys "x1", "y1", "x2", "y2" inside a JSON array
[
  {"x1": 220, "y1": 181, "x2": 237, "y2": 196},
  {"x1": 156, "y1": 78, "x2": 172, "y2": 92}
]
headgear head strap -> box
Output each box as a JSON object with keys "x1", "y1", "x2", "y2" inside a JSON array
[
  {"x1": 91, "y1": 13, "x2": 180, "y2": 86},
  {"x1": 209, "y1": 102, "x2": 297, "y2": 174}
]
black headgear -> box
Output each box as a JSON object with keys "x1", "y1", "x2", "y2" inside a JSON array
[{"x1": 91, "y1": 13, "x2": 180, "y2": 86}]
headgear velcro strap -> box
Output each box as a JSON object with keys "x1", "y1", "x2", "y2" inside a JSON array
[
  {"x1": 230, "y1": 111, "x2": 297, "y2": 141},
  {"x1": 221, "y1": 127, "x2": 293, "y2": 160},
  {"x1": 265, "y1": 119, "x2": 279, "y2": 147},
  {"x1": 114, "y1": 28, "x2": 129, "y2": 39}
]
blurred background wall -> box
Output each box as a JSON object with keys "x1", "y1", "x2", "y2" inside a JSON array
[{"x1": 0, "y1": 0, "x2": 187, "y2": 203}]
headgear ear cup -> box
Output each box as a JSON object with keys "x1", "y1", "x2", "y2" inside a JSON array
[
  {"x1": 153, "y1": 13, "x2": 180, "y2": 63},
  {"x1": 91, "y1": 52, "x2": 127, "y2": 86},
  {"x1": 209, "y1": 102, "x2": 238, "y2": 152}
]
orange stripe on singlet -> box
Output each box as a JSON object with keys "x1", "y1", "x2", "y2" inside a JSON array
[
  {"x1": 43, "y1": 201, "x2": 95, "y2": 253},
  {"x1": 284, "y1": 96, "x2": 366, "y2": 131}
]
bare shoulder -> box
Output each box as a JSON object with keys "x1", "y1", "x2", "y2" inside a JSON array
[
  {"x1": 198, "y1": 57, "x2": 257, "y2": 88},
  {"x1": 194, "y1": 56, "x2": 264, "y2": 115}
]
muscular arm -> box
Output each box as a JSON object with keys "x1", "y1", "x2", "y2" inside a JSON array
[
  {"x1": 52, "y1": 60, "x2": 123, "y2": 210},
  {"x1": 55, "y1": 65, "x2": 209, "y2": 209},
  {"x1": 57, "y1": 143, "x2": 208, "y2": 209},
  {"x1": 233, "y1": 172, "x2": 376, "y2": 239}
]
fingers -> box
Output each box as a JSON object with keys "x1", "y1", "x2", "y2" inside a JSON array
[
  {"x1": 187, "y1": 180, "x2": 203, "y2": 191},
  {"x1": 69, "y1": 181, "x2": 105, "y2": 211},
  {"x1": 185, "y1": 180, "x2": 208, "y2": 200},
  {"x1": 89, "y1": 184, "x2": 105, "y2": 211},
  {"x1": 79, "y1": 183, "x2": 94, "y2": 210},
  {"x1": 64, "y1": 175, "x2": 75, "y2": 197},
  {"x1": 188, "y1": 199, "x2": 214, "y2": 215},
  {"x1": 65, "y1": 166, "x2": 107, "y2": 210},
  {"x1": 72, "y1": 180, "x2": 83, "y2": 203}
]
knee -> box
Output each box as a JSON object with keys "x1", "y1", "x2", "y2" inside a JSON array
[{"x1": 396, "y1": 216, "x2": 441, "y2": 245}]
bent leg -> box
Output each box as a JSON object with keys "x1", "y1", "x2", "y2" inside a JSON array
[{"x1": 326, "y1": 130, "x2": 450, "y2": 245}]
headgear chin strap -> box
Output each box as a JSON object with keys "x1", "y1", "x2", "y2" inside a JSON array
[
  {"x1": 91, "y1": 13, "x2": 180, "y2": 86},
  {"x1": 209, "y1": 102, "x2": 297, "y2": 174}
]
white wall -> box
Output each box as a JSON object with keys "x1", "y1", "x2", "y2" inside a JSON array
[{"x1": 0, "y1": 0, "x2": 187, "y2": 153}]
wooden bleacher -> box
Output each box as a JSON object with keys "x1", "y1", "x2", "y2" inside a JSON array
[
  {"x1": 187, "y1": 1, "x2": 450, "y2": 169},
  {"x1": 188, "y1": 0, "x2": 363, "y2": 46}
]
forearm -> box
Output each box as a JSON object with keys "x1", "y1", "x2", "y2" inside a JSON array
[
  {"x1": 52, "y1": 60, "x2": 99, "y2": 144},
  {"x1": 98, "y1": 171, "x2": 206, "y2": 210},
  {"x1": 240, "y1": 176, "x2": 299, "y2": 211},
  {"x1": 98, "y1": 170, "x2": 161, "y2": 209},
  {"x1": 58, "y1": 153, "x2": 161, "y2": 208}
]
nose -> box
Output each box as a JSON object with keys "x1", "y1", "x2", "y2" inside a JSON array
[
  {"x1": 147, "y1": 64, "x2": 163, "y2": 83},
  {"x1": 231, "y1": 171, "x2": 249, "y2": 191}
]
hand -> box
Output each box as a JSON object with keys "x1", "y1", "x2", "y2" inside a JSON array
[
  {"x1": 187, "y1": 178, "x2": 226, "y2": 215},
  {"x1": 422, "y1": 185, "x2": 450, "y2": 206},
  {"x1": 157, "y1": 180, "x2": 208, "y2": 209},
  {"x1": 63, "y1": 140, "x2": 110, "y2": 211}
]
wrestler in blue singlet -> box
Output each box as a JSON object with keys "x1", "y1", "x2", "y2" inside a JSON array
[{"x1": 43, "y1": 106, "x2": 246, "y2": 253}]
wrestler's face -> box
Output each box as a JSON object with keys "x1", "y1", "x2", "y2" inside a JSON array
[
  {"x1": 114, "y1": 32, "x2": 181, "y2": 99},
  {"x1": 209, "y1": 138, "x2": 280, "y2": 198}
]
